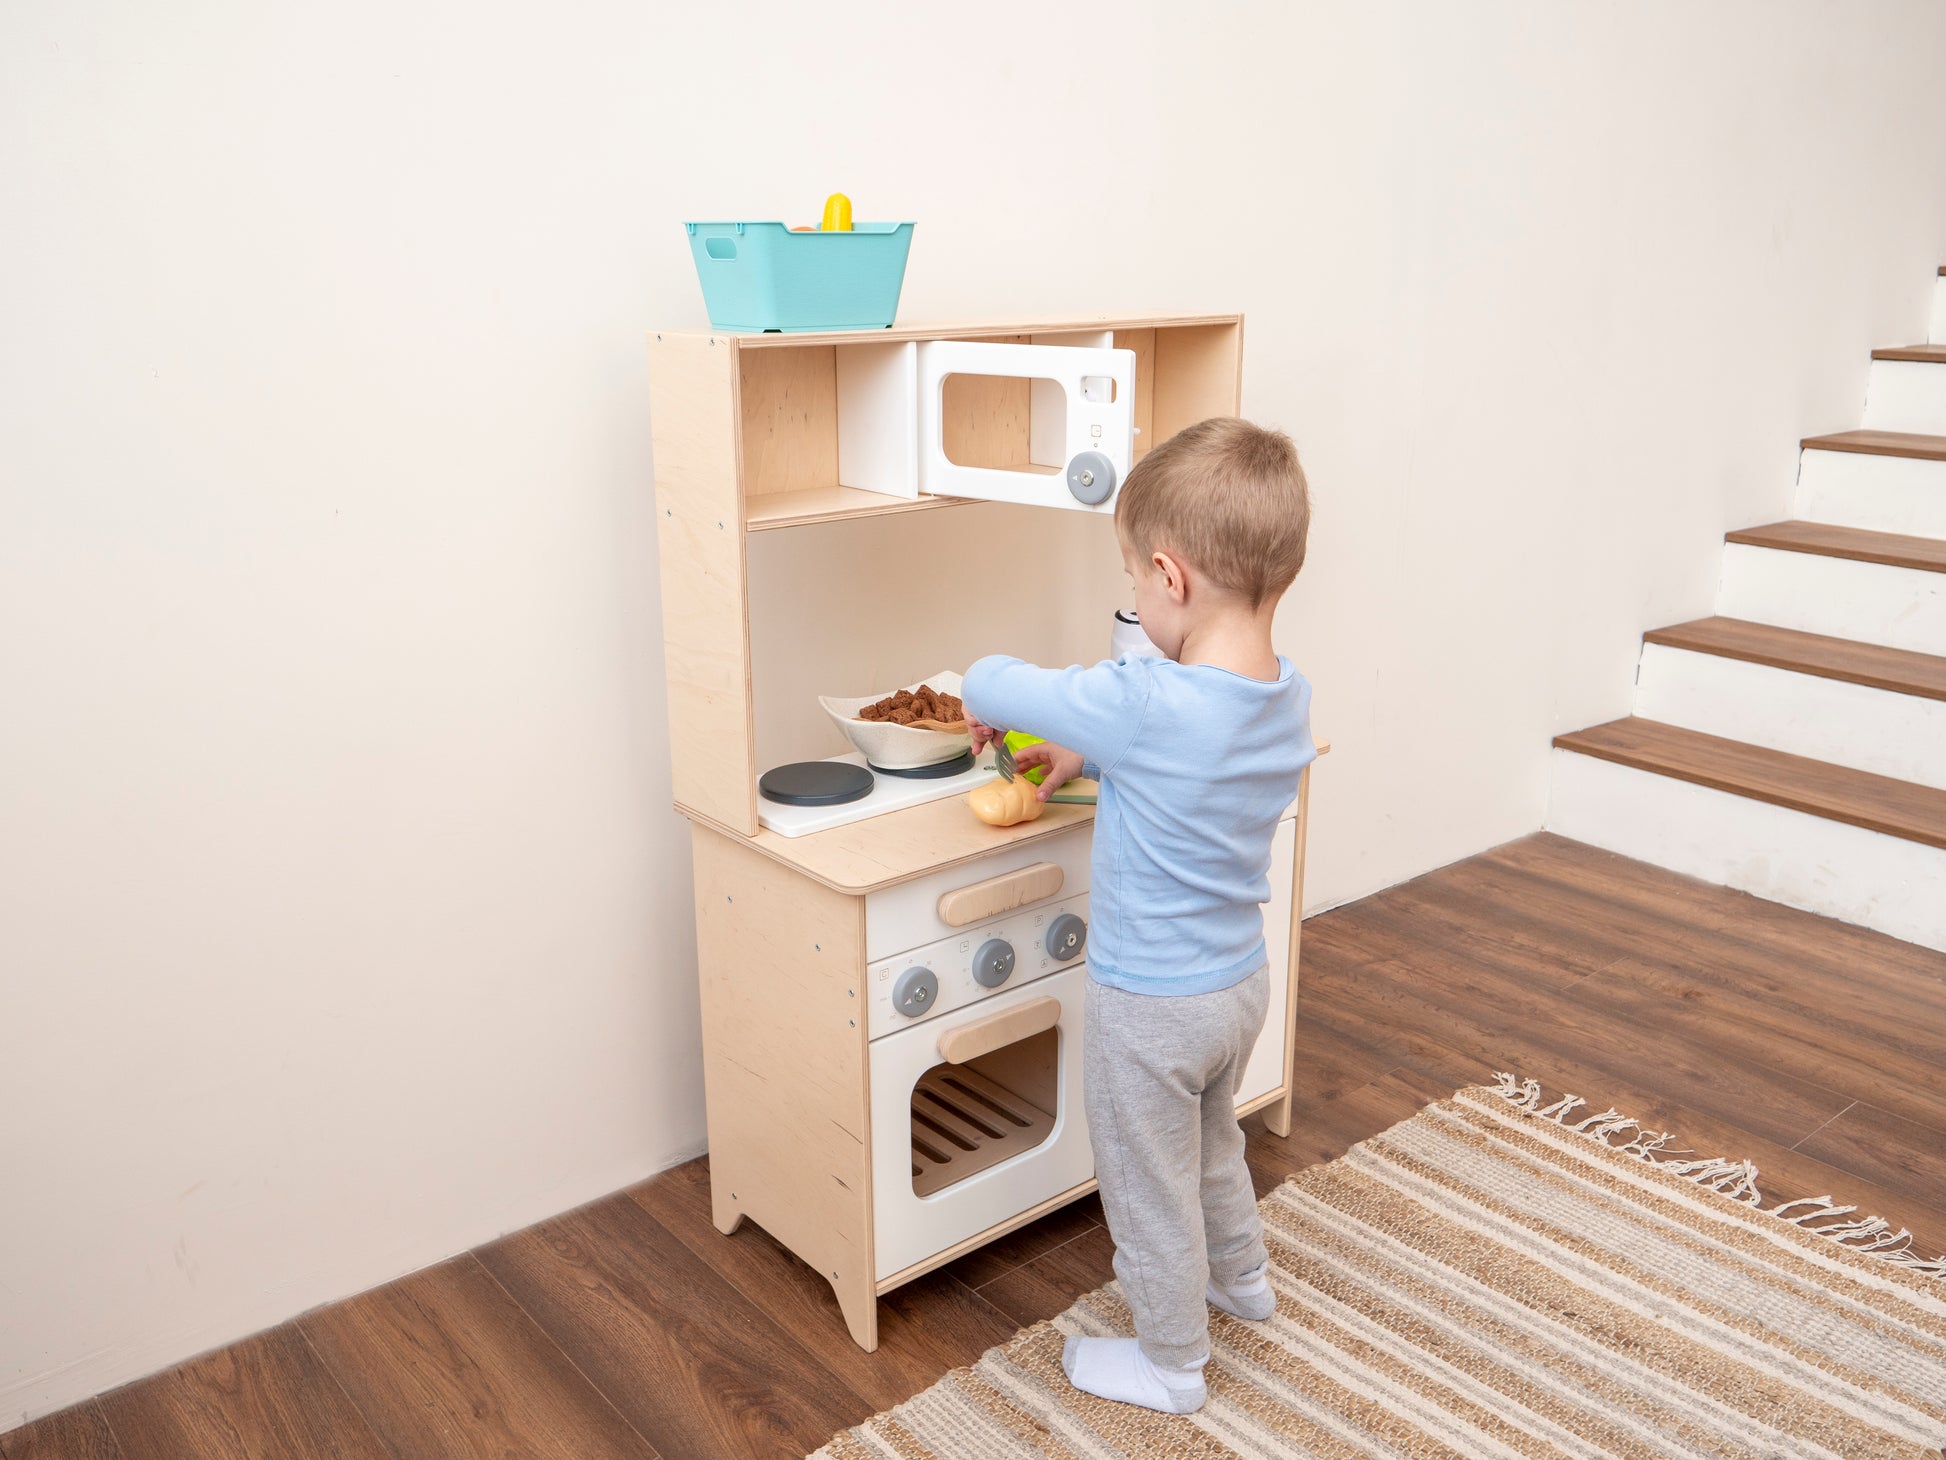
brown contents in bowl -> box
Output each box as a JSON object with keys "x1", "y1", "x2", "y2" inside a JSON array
[{"x1": 856, "y1": 684, "x2": 965, "y2": 727}]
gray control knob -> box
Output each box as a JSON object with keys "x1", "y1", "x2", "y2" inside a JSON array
[
  {"x1": 892, "y1": 966, "x2": 938, "y2": 1018},
  {"x1": 972, "y1": 938, "x2": 1016, "y2": 988},
  {"x1": 1066, "y1": 450, "x2": 1117, "y2": 505},
  {"x1": 1045, "y1": 913, "x2": 1088, "y2": 963}
]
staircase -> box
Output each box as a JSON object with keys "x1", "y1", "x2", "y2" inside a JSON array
[{"x1": 1547, "y1": 266, "x2": 1946, "y2": 952}]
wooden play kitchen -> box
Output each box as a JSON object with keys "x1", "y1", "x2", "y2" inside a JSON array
[{"x1": 647, "y1": 312, "x2": 1318, "y2": 1351}]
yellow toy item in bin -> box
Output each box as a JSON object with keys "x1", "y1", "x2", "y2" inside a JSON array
[{"x1": 820, "y1": 192, "x2": 853, "y2": 231}]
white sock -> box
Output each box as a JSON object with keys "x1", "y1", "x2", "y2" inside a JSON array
[
  {"x1": 1061, "y1": 1335, "x2": 1207, "y2": 1414},
  {"x1": 1206, "y1": 1262, "x2": 1275, "y2": 1321}
]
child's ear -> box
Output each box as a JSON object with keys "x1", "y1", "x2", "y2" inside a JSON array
[{"x1": 1152, "y1": 550, "x2": 1189, "y2": 605}]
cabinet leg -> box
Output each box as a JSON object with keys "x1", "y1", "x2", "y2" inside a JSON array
[
  {"x1": 832, "y1": 1268, "x2": 879, "y2": 1353},
  {"x1": 1262, "y1": 1089, "x2": 1294, "y2": 1138},
  {"x1": 709, "y1": 1170, "x2": 745, "y2": 1236}
]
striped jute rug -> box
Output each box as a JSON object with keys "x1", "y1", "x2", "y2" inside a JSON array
[{"x1": 813, "y1": 1076, "x2": 1946, "y2": 1459}]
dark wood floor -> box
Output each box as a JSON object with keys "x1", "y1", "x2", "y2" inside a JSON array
[{"x1": 8, "y1": 833, "x2": 1944, "y2": 1460}]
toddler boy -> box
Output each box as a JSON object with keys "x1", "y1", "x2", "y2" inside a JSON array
[{"x1": 963, "y1": 416, "x2": 1315, "y2": 1415}]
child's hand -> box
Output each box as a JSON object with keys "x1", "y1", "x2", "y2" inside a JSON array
[
  {"x1": 1011, "y1": 740, "x2": 1085, "y2": 801},
  {"x1": 966, "y1": 712, "x2": 1005, "y2": 754}
]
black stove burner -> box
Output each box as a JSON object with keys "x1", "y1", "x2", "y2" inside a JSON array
[
  {"x1": 869, "y1": 751, "x2": 976, "y2": 780},
  {"x1": 758, "y1": 760, "x2": 875, "y2": 807}
]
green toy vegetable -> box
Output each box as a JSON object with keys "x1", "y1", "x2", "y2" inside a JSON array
[{"x1": 1004, "y1": 730, "x2": 1050, "y2": 785}]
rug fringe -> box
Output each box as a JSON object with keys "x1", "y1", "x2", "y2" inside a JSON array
[{"x1": 1488, "y1": 1072, "x2": 1946, "y2": 1279}]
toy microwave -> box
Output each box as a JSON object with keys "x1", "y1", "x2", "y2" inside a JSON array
[{"x1": 831, "y1": 332, "x2": 1138, "y2": 513}]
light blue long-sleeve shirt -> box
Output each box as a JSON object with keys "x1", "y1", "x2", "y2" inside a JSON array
[{"x1": 963, "y1": 653, "x2": 1315, "y2": 996}]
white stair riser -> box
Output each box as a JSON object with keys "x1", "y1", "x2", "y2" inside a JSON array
[
  {"x1": 1931, "y1": 276, "x2": 1946, "y2": 345},
  {"x1": 1796, "y1": 447, "x2": 1946, "y2": 538},
  {"x1": 1635, "y1": 643, "x2": 1946, "y2": 790},
  {"x1": 1547, "y1": 750, "x2": 1946, "y2": 952},
  {"x1": 1716, "y1": 543, "x2": 1946, "y2": 656},
  {"x1": 1863, "y1": 359, "x2": 1946, "y2": 435}
]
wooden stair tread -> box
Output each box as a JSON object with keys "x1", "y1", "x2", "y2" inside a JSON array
[
  {"x1": 1800, "y1": 429, "x2": 1946, "y2": 463},
  {"x1": 1725, "y1": 520, "x2": 1946, "y2": 574},
  {"x1": 1553, "y1": 717, "x2": 1946, "y2": 850},
  {"x1": 1871, "y1": 343, "x2": 1946, "y2": 363},
  {"x1": 1644, "y1": 617, "x2": 1946, "y2": 702}
]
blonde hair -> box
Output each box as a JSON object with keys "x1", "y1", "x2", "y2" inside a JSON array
[{"x1": 1114, "y1": 417, "x2": 1310, "y2": 607}]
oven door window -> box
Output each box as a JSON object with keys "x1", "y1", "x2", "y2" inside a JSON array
[{"x1": 911, "y1": 1028, "x2": 1057, "y2": 1196}]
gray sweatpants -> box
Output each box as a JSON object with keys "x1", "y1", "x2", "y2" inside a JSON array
[{"x1": 1083, "y1": 967, "x2": 1271, "y2": 1368}]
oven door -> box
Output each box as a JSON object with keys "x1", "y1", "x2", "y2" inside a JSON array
[{"x1": 869, "y1": 963, "x2": 1094, "y2": 1281}]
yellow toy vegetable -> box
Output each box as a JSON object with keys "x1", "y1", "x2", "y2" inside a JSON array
[
  {"x1": 820, "y1": 192, "x2": 853, "y2": 231},
  {"x1": 967, "y1": 776, "x2": 1045, "y2": 828}
]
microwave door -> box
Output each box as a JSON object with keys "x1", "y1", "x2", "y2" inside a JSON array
[{"x1": 917, "y1": 340, "x2": 1137, "y2": 513}]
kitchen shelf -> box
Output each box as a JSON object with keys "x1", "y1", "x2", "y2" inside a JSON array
[
  {"x1": 743, "y1": 483, "x2": 981, "y2": 532},
  {"x1": 676, "y1": 311, "x2": 1246, "y2": 350}
]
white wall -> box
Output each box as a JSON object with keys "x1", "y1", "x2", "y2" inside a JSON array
[{"x1": 4, "y1": 0, "x2": 1944, "y2": 1429}]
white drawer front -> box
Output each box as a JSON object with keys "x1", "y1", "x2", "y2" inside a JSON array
[{"x1": 866, "y1": 823, "x2": 1093, "y2": 961}]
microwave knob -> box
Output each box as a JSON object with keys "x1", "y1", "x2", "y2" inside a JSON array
[
  {"x1": 1066, "y1": 450, "x2": 1117, "y2": 506},
  {"x1": 892, "y1": 966, "x2": 938, "y2": 1018},
  {"x1": 1045, "y1": 913, "x2": 1088, "y2": 963},
  {"x1": 971, "y1": 938, "x2": 1016, "y2": 988}
]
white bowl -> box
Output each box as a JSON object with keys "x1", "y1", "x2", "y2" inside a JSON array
[{"x1": 820, "y1": 670, "x2": 972, "y2": 771}]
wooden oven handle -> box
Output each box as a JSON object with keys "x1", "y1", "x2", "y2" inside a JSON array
[
  {"x1": 936, "y1": 996, "x2": 1061, "y2": 1066},
  {"x1": 937, "y1": 862, "x2": 1064, "y2": 928}
]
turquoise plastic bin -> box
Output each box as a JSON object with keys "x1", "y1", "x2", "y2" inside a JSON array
[{"x1": 684, "y1": 221, "x2": 914, "y2": 332}]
